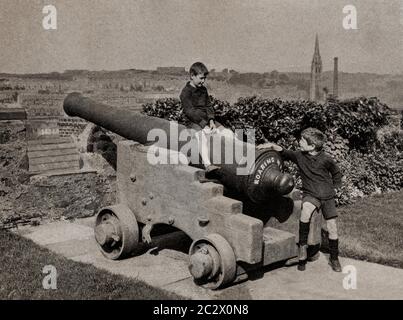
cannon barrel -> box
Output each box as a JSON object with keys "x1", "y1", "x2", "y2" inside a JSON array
[{"x1": 63, "y1": 92, "x2": 294, "y2": 203}]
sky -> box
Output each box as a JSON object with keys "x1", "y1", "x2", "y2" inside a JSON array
[{"x1": 0, "y1": 0, "x2": 402, "y2": 74}]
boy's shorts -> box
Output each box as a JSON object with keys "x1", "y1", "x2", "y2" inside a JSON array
[{"x1": 302, "y1": 195, "x2": 337, "y2": 220}]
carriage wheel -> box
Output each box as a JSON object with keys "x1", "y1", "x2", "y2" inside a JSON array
[
  {"x1": 188, "y1": 234, "x2": 236, "y2": 289},
  {"x1": 94, "y1": 204, "x2": 139, "y2": 260}
]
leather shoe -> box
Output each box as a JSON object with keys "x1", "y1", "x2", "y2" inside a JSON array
[
  {"x1": 308, "y1": 251, "x2": 320, "y2": 262},
  {"x1": 329, "y1": 258, "x2": 342, "y2": 272},
  {"x1": 297, "y1": 261, "x2": 306, "y2": 271}
]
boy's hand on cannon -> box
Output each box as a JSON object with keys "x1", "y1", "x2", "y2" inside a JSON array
[{"x1": 257, "y1": 142, "x2": 283, "y2": 152}]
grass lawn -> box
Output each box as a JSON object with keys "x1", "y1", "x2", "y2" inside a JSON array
[
  {"x1": 338, "y1": 190, "x2": 403, "y2": 269},
  {"x1": 0, "y1": 230, "x2": 184, "y2": 300}
]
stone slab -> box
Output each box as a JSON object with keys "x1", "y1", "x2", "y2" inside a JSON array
[
  {"x1": 71, "y1": 249, "x2": 191, "y2": 288},
  {"x1": 27, "y1": 137, "x2": 73, "y2": 145},
  {"x1": 29, "y1": 160, "x2": 80, "y2": 172},
  {"x1": 22, "y1": 221, "x2": 94, "y2": 245},
  {"x1": 47, "y1": 238, "x2": 98, "y2": 258},
  {"x1": 27, "y1": 143, "x2": 76, "y2": 151},
  {"x1": 29, "y1": 154, "x2": 79, "y2": 165},
  {"x1": 28, "y1": 148, "x2": 78, "y2": 158}
]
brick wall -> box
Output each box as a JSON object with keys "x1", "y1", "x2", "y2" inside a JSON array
[{"x1": 58, "y1": 117, "x2": 88, "y2": 137}]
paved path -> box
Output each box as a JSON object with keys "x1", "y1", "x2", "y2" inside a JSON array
[{"x1": 14, "y1": 218, "x2": 403, "y2": 300}]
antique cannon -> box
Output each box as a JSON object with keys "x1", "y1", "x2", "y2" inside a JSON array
[
  {"x1": 63, "y1": 93, "x2": 321, "y2": 289},
  {"x1": 64, "y1": 93, "x2": 295, "y2": 203}
]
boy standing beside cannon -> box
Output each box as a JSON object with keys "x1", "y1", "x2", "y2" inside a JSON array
[{"x1": 258, "y1": 128, "x2": 343, "y2": 272}]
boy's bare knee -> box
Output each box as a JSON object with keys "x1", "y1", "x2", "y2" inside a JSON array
[
  {"x1": 326, "y1": 218, "x2": 338, "y2": 239},
  {"x1": 301, "y1": 202, "x2": 316, "y2": 223}
]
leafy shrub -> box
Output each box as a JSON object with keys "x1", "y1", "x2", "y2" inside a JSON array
[
  {"x1": 323, "y1": 131, "x2": 350, "y2": 162},
  {"x1": 142, "y1": 98, "x2": 184, "y2": 122},
  {"x1": 336, "y1": 149, "x2": 403, "y2": 205},
  {"x1": 325, "y1": 97, "x2": 390, "y2": 151},
  {"x1": 142, "y1": 95, "x2": 400, "y2": 205},
  {"x1": 376, "y1": 127, "x2": 403, "y2": 152}
]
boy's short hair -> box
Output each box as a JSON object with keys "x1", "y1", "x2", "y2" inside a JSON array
[
  {"x1": 301, "y1": 127, "x2": 326, "y2": 151},
  {"x1": 189, "y1": 62, "x2": 209, "y2": 76}
]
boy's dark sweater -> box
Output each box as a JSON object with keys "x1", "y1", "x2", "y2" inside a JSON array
[
  {"x1": 179, "y1": 81, "x2": 215, "y2": 128},
  {"x1": 281, "y1": 149, "x2": 342, "y2": 200}
]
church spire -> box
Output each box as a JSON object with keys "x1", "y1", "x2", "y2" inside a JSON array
[
  {"x1": 310, "y1": 34, "x2": 323, "y2": 101},
  {"x1": 312, "y1": 34, "x2": 322, "y2": 72}
]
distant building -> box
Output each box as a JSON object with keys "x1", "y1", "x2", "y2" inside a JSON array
[
  {"x1": 333, "y1": 57, "x2": 339, "y2": 98},
  {"x1": 310, "y1": 34, "x2": 322, "y2": 102},
  {"x1": 156, "y1": 67, "x2": 186, "y2": 75}
]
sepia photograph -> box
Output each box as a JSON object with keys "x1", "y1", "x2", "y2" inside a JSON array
[{"x1": 0, "y1": 0, "x2": 402, "y2": 307}]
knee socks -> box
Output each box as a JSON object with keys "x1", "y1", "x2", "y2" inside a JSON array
[
  {"x1": 299, "y1": 221, "x2": 310, "y2": 246},
  {"x1": 329, "y1": 239, "x2": 339, "y2": 260}
]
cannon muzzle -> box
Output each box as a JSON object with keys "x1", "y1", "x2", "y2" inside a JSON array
[{"x1": 63, "y1": 93, "x2": 294, "y2": 203}]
